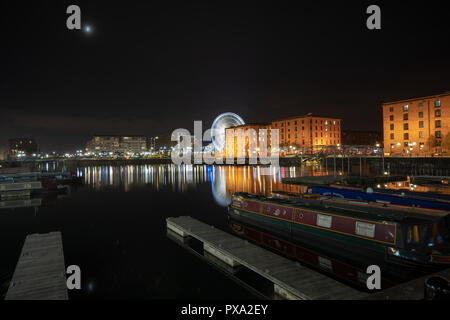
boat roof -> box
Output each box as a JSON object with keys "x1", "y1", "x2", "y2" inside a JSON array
[{"x1": 234, "y1": 192, "x2": 448, "y2": 222}]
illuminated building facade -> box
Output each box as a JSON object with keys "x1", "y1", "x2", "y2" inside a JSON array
[
  {"x1": 224, "y1": 123, "x2": 271, "y2": 158},
  {"x1": 271, "y1": 114, "x2": 341, "y2": 149},
  {"x1": 224, "y1": 115, "x2": 342, "y2": 157},
  {"x1": 382, "y1": 92, "x2": 450, "y2": 155},
  {"x1": 147, "y1": 136, "x2": 159, "y2": 151},
  {"x1": 8, "y1": 138, "x2": 39, "y2": 158},
  {"x1": 86, "y1": 135, "x2": 148, "y2": 154}
]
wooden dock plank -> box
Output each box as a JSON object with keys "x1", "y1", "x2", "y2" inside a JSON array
[
  {"x1": 5, "y1": 231, "x2": 68, "y2": 300},
  {"x1": 167, "y1": 216, "x2": 367, "y2": 300}
]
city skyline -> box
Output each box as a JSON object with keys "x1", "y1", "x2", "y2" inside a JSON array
[{"x1": 1, "y1": 2, "x2": 450, "y2": 152}]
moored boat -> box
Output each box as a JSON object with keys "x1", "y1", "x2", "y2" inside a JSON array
[
  {"x1": 306, "y1": 185, "x2": 450, "y2": 211},
  {"x1": 228, "y1": 216, "x2": 431, "y2": 291},
  {"x1": 228, "y1": 192, "x2": 450, "y2": 267}
]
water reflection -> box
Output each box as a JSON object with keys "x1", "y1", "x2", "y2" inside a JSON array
[
  {"x1": 227, "y1": 216, "x2": 425, "y2": 292},
  {"x1": 79, "y1": 165, "x2": 333, "y2": 206},
  {"x1": 78, "y1": 165, "x2": 213, "y2": 193}
]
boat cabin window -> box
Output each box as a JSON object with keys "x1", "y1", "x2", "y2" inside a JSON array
[
  {"x1": 406, "y1": 225, "x2": 425, "y2": 245},
  {"x1": 405, "y1": 221, "x2": 449, "y2": 249}
]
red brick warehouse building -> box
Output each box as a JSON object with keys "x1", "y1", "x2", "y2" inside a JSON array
[
  {"x1": 271, "y1": 113, "x2": 342, "y2": 150},
  {"x1": 382, "y1": 92, "x2": 450, "y2": 155}
]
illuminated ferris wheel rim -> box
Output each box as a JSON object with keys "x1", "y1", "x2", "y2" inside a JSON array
[{"x1": 211, "y1": 112, "x2": 245, "y2": 151}]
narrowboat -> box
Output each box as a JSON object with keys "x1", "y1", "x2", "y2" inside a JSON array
[
  {"x1": 306, "y1": 185, "x2": 450, "y2": 211},
  {"x1": 228, "y1": 192, "x2": 450, "y2": 267},
  {"x1": 228, "y1": 217, "x2": 428, "y2": 291}
]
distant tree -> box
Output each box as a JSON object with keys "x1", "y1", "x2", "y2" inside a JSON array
[
  {"x1": 426, "y1": 135, "x2": 438, "y2": 152},
  {"x1": 442, "y1": 133, "x2": 450, "y2": 151}
]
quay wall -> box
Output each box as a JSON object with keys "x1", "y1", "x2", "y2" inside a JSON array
[{"x1": 1, "y1": 157, "x2": 449, "y2": 176}]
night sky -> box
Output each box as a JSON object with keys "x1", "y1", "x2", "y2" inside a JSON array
[{"x1": 1, "y1": 1, "x2": 449, "y2": 152}]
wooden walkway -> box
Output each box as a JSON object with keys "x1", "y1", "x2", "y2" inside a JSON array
[
  {"x1": 5, "y1": 231, "x2": 68, "y2": 300},
  {"x1": 167, "y1": 216, "x2": 367, "y2": 300}
]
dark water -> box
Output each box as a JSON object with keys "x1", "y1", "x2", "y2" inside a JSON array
[
  {"x1": 0, "y1": 164, "x2": 444, "y2": 299},
  {"x1": 0, "y1": 165, "x2": 315, "y2": 299}
]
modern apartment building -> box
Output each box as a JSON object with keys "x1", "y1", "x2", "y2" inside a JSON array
[
  {"x1": 147, "y1": 136, "x2": 159, "y2": 151},
  {"x1": 86, "y1": 135, "x2": 148, "y2": 154},
  {"x1": 382, "y1": 92, "x2": 450, "y2": 155}
]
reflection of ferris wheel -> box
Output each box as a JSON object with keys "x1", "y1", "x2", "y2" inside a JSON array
[
  {"x1": 211, "y1": 112, "x2": 245, "y2": 151},
  {"x1": 211, "y1": 167, "x2": 231, "y2": 207}
]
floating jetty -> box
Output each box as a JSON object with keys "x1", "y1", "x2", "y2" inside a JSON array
[
  {"x1": 166, "y1": 216, "x2": 367, "y2": 300},
  {"x1": 5, "y1": 231, "x2": 68, "y2": 300},
  {"x1": 0, "y1": 198, "x2": 42, "y2": 210}
]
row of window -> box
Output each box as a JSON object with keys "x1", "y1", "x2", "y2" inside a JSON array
[
  {"x1": 390, "y1": 131, "x2": 442, "y2": 140},
  {"x1": 274, "y1": 120, "x2": 340, "y2": 127},
  {"x1": 283, "y1": 132, "x2": 340, "y2": 139},
  {"x1": 280, "y1": 139, "x2": 339, "y2": 145},
  {"x1": 276, "y1": 124, "x2": 339, "y2": 131},
  {"x1": 389, "y1": 109, "x2": 441, "y2": 121},
  {"x1": 389, "y1": 120, "x2": 441, "y2": 131},
  {"x1": 388, "y1": 100, "x2": 441, "y2": 112},
  {"x1": 280, "y1": 126, "x2": 340, "y2": 133}
]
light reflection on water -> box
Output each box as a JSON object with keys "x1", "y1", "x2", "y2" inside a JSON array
[{"x1": 77, "y1": 165, "x2": 332, "y2": 206}]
